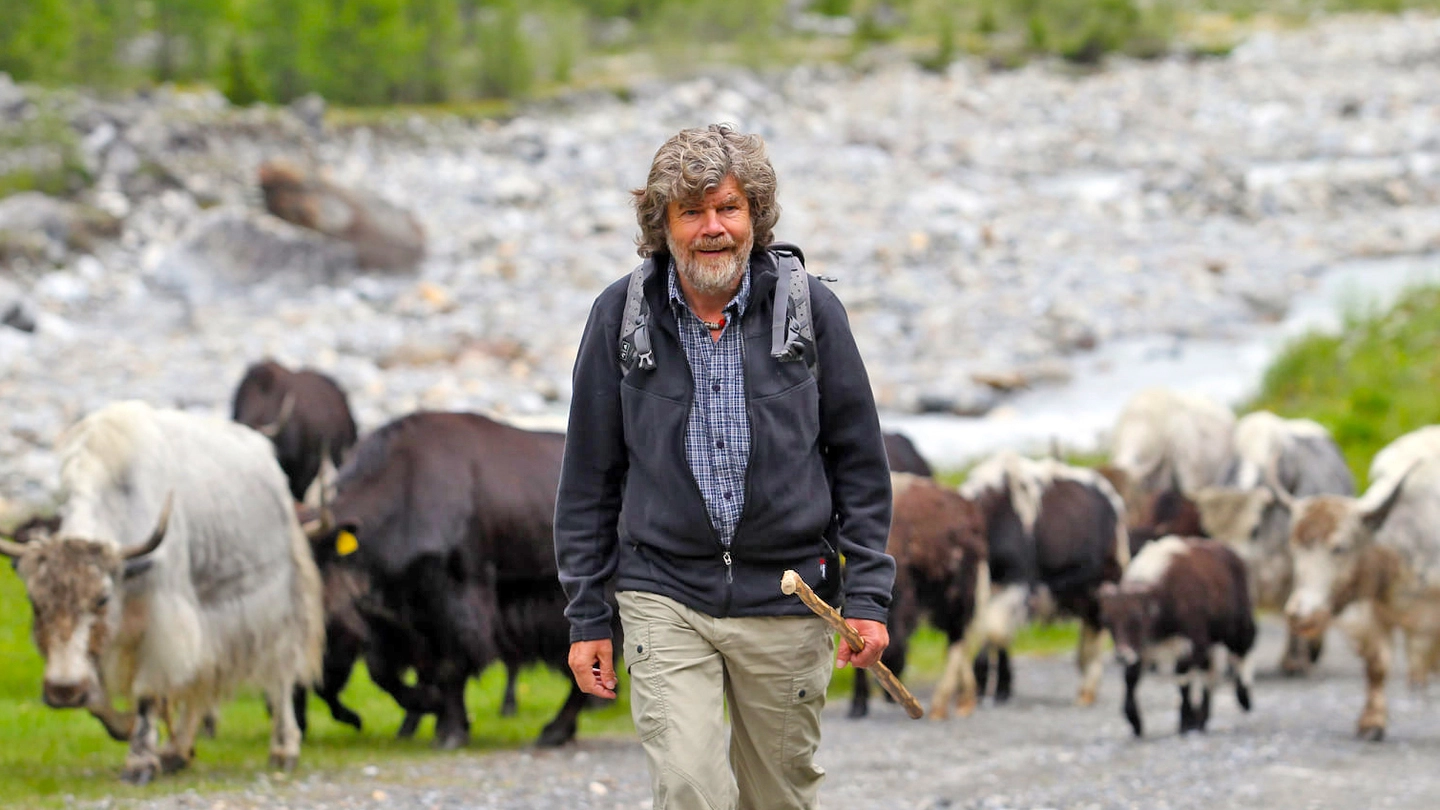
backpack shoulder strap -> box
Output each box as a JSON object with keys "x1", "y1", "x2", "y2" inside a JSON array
[
  {"x1": 768, "y1": 242, "x2": 819, "y2": 381},
  {"x1": 618, "y1": 260, "x2": 656, "y2": 374}
]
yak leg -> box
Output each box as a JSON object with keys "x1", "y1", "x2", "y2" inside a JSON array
[
  {"x1": 1176, "y1": 660, "x2": 1199, "y2": 735},
  {"x1": 1076, "y1": 623, "x2": 1104, "y2": 707},
  {"x1": 501, "y1": 661, "x2": 520, "y2": 717},
  {"x1": 267, "y1": 673, "x2": 303, "y2": 771},
  {"x1": 849, "y1": 668, "x2": 872, "y2": 719},
  {"x1": 316, "y1": 624, "x2": 366, "y2": 730},
  {"x1": 1232, "y1": 650, "x2": 1255, "y2": 712},
  {"x1": 1194, "y1": 647, "x2": 1224, "y2": 732},
  {"x1": 1123, "y1": 663, "x2": 1143, "y2": 737},
  {"x1": 1404, "y1": 630, "x2": 1431, "y2": 692},
  {"x1": 1340, "y1": 602, "x2": 1391, "y2": 741},
  {"x1": 932, "y1": 633, "x2": 982, "y2": 720},
  {"x1": 432, "y1": 669, "x2": 471, "y2": 750},
  {"x1": 994, "y1": 647, "x2": 1013, "y2": 703},
  {"x1": 121, "y1": 697, "x2": 162, "y2": 785},
  {"x1": 537, "y1": 680, "x2": 588, "y2": 747},
  {"x1": 1357, "y1": 633, "x2": 1392, "y2": 742},
  {"x1": 973, "y1": 645, "x2": 991, "y2": 699},
  {"x1": 85, "y1": 682, "x2": 137, "y2": 742},
  {"x1": 1279, "y1": 629, "x2": 1315, "y2": 676},
  {"x1": 159, "y1": 699, "x2": 206, "y2": 774}
]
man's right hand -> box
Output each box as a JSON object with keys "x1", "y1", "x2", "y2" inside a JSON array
[{"x1": 568, "y1": 639, "x2": 618, "y2": 699}]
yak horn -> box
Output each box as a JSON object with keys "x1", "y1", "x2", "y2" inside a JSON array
[
  {"x1": 257, "y1": 393, "x2": 296, "y2": 438},
  {"x1": 1263, "y1": 458, "x2": 1297, "y2": 510},
  {"x1": 0, "y1": 534, "x2": 26, "y2": 559},
  {"x1": 124, "y1": 493, "x2": 174, "y2": 560}
]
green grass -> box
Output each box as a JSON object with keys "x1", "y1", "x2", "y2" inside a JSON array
[{"x1": 1246, "y1": 285, "x2": 1440, "y2": 485}]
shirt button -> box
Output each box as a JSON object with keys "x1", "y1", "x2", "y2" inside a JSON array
[
  {"x1": 723, "y1": 492, "x2": 733, "y2": 500},
  {"x1": 712, "y1": 383, "x2": 721, "y2": 393},
  {"x1": 715, "y1": 439, "x2": 725, "y2": 449}
]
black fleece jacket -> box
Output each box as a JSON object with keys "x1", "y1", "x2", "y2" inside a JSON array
[{"x1": 555, "y1": 247, "x2": 895, "y2": 642}]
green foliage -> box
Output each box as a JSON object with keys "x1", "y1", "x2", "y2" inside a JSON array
[
  {"x1": 0, "y1": 0, "x2": 75, "y2": 83},
  {"x1": 476, "y1": 1, "x2": 536, "y2": 99},
  {"x1": 1247, "y1": 285, "x2": 1440, "y2": 485},
  {"x1": 5, "y1": 0, "x2": 1440, "y2": 106}
]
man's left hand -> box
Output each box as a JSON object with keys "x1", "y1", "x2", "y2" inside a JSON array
[{"x1": 836, "y1": 619, "x2": 889, "y2": 670}]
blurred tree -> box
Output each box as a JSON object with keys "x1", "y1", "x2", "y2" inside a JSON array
[
  {"x1": 150, "y1": 0, "x2": 230, "y2": 83},
  {"x1": 0, "y1": 0, "x2": 74, "y2": 82},
  {"x1": 476, "y1": 0, "x2": 534, "y2": 98}
]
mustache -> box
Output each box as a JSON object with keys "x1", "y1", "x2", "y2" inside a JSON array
[{"x1": 690, "y1": 237, "x2": 737, "y2": 252}]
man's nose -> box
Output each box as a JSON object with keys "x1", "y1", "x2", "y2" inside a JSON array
[{"x1": 699, "y1": 209, "x2": 725, "y2": 235}]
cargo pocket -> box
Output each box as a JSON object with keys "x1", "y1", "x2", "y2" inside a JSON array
[
  {"x1": 625, "y1": 624, "x2": 666, "y2": 743},
  {"x1": 783, "y1": 656, "x2": 832, "y2": 768}
]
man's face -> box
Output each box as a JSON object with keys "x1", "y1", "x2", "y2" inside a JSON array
[{"x1": 666, "y1": 175, "x2": 754, "y2": 296}]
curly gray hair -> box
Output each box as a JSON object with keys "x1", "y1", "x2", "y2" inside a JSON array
[{"x1": 632, "y1": 123, "x2": 780, "y2": 258}]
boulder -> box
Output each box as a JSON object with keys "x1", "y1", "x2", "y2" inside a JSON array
[
  {"x1": 258, "y1": 159, "x2": 425, "y2": 270},
  {"x1": 0, "y1": 192, "x2": 121, "y2": 268},
  {"x1": 151, "y1": 206, "x2": 357, "y2": 302}
]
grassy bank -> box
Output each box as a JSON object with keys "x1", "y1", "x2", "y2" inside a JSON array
[{"x1": 1247, "y1": 284, "x2": 1440, "y2": 484}]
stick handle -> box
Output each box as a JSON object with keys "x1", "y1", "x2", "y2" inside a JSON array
[{"x1": 781, "y1": 570, "x2": 924, "y2": 720}]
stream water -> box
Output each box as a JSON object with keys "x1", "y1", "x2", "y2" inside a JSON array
[{"x1": 882, "y1": 254, "x2": 1440, "y2": 469}]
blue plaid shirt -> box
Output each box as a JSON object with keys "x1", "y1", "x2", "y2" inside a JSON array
[{"x1": 668, "y1": 262, "x2": 752, "y2": 546}]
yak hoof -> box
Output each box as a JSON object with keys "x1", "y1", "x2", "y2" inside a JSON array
[
  {"x1": 269, "y1": 753, "x2": 299, "y2": 772},
  {"x1": 537, "y1": 719, "x2": 577, "y2": 748},
  {"x1": 159, "y1": 751, "x2": 191, "y2": 774},
  {"x1": 1076, "y1": 688, "x2": 1097, "y2": 707},
  {"x1": 434, "y1": 730, "x2": 469, "y2": 751},
  {"x1": 927, "y1": 704, "x2": 950, "y2": 721},
  {"x1": 333, "y1": 707, "x2": 364, "y2": 731},
  {"x1": 1357, "y1": 725, "x2": 1386, "y2": 743},
  {"x1": 1279, "y1": 658, "x2": 1310, "y2": 678},
  {"x1": 121, "y1": 758, "x2": 159, "y2": 786},
  {"x1": 847, "y1": 702, "x2": 869, "y2": 719}
]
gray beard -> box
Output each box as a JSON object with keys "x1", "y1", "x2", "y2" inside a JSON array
[{"x1": 670, "y1": 234, "x2": 752, "y2": 296}]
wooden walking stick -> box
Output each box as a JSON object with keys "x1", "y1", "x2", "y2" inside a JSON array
[{"x1": 781, "y1": 570, "x2": 924, "y2": 720}]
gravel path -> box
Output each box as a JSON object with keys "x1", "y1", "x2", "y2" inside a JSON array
[{"x1": 124, "y1": 616, "x2": 1440, "y2": 810}]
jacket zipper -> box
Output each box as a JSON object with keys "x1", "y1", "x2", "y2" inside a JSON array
[{"x1": 673, "y1": 310, "x2": 731, "y2": 614}]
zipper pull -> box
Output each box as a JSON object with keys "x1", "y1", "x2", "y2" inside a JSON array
[{"x1": 722, "y1": 551, "x2": 733, "y2": 583}]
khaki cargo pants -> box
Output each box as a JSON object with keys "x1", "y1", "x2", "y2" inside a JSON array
[{"x1": 617, "y1": 590, "x2": 835, "y2": 810}]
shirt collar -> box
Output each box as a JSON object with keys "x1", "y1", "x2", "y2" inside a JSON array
[{"x1": 667, "y1": 256, "x2": 752, "y2": 323}]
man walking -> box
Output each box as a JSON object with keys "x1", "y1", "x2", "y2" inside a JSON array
[{"x1": 556, "y1": 123, "x2": 895, "y2": 810}]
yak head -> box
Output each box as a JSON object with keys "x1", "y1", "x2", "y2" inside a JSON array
[
  {"x1": 1098, "y1": 581, "x2": 1161, "y2": 667},
  {"x1": 0, "y1": 495, "x2": 171, "y2": 709},
  {"x1": 1284, "y1": 470, "x2": 1411, "y2": 641}
]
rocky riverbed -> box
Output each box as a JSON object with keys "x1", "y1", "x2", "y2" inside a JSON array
[
  {"x1": 4, "y1": 14, "x2": 1440, "y2": 511},
  {"x1": 112, "y1": 616, "x2": 1440, "y2": 810}
]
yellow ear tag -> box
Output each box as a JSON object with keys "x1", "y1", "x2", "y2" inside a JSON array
[{"x1": 336, "y1": 530, "x2": 359, "y2": 557}]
